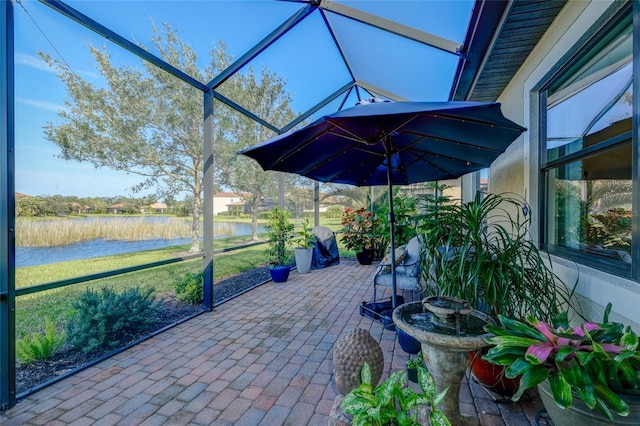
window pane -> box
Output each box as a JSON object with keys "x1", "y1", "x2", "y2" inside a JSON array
[
  {"x1": 545, "y1": 144, "x2": 632, "y2": 265},
  {"x1": 546, "y1": 22, "x2": 632, "y2": 160}
]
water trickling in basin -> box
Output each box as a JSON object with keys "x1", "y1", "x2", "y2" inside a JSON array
[{"x1": 402, "y1": 310, "x2": 488, "y2": 336}]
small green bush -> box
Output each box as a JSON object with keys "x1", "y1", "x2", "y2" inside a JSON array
[
  {"x1": 66, "y1": 286, "x2": 161, "y2": 354},
  {"x1": 325, "y1": 205, "x2": 344, "y2": 218},
  {"x1": 16, "y1": 319, "x2": 66, "y2": 364},
  {"x1": 175, "y1": 272, "x2": 203, "y2": 305}
]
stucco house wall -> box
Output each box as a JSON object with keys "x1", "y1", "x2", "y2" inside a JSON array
[{"x1": 487, "y1": 0, "x2": 640, "y2": 329}]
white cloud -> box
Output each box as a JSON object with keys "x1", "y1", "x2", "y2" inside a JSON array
[
  {"x1": 15, "y1": 51, "x2": 101, "y2": 80},
  {"x1": 14, "y1": 52, "x2": 55, "y2": 73},
  {"x1": 16, "y1": 97, "x2": 65, "y2": 112}
]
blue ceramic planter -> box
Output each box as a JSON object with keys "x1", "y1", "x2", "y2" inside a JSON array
[
  {"x1": 398, "y1": 328, "x2": 421, "y2": 354},
  {"x1": 269, "y1": 265, "x2": 291, "y2": 283}
]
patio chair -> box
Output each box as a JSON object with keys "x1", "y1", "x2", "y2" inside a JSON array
[{"x1": 372, "y1": 236, "x2": 424, "y2": 302}]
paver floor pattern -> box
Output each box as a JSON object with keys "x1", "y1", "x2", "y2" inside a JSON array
[{"x1": 3, "y1": 261, "x2": 544, "y2": 425}]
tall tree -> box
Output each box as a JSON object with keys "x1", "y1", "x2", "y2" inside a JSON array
[
  {"x1": 42, "y1": 24, "x2": 295, "y2": 251},
  {"x1": 215, "y1": 67, "x2": 297, "y2": 240}
]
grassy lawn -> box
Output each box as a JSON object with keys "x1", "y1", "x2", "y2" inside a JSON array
[
  {"x1": 15, "y1": 239, "x2": 267, "y2": 338},
  {"x1": 15, "y1": 225, "x2": 353, "y2": 339}
]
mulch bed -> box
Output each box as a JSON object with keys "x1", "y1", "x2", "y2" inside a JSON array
[{"x1": 16, "y1": 266, "x2": 272, "y2": 395}]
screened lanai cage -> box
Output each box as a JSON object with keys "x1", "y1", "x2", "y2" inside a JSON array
[{"x1": 0, "y1": 0, "x2": 488, "y2": 409}]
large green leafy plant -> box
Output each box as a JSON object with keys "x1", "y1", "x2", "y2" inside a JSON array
[
  {"x1": 483, "y1": 303, "x2": 640, "y2": 421},
  {"x1": 420, "y1": 192, "x2": 574, "y2": 323},
  {"x1": 340, "y1": 362, "x2": 450, "y2": 426}
]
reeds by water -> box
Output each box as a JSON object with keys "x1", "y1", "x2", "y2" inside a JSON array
[{"x1": 16, "y1": 217, "x2": 193, "y2": 247}]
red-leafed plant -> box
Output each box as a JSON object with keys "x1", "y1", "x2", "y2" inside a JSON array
[{"x1": 339, "y1": 207, "x2": 380, "y2": 253}]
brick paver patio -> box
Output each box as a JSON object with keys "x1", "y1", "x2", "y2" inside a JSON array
[{"x1": 2, "y1": 260, "x2": 545, "y2": 425}]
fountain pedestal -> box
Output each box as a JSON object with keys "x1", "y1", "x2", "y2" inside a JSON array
[{"x1": 393, "y1": 299, "x2": 494, "y2": 426}]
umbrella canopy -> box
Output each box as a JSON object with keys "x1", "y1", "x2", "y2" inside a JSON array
[{"x1": 239, "y1": 99, "x2": 526, "y2": 307}]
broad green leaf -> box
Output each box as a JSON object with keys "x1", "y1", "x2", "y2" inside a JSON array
[
  {"x1": 576, "y1": 382, "x2": 596, "y2": 409},
  {"x1": 418, "y1": 367, "x2": 435, "y2": 395},
  {"x1": 558, "y1": 359, "x2": 585, "y2": 388},
  {"x1": 361, "y1": 362, "x2": 371, "y2": 385},
  {"x1": 555, "y1": 346, "x2": 577, "y2": 362},
  {"x1": 548, "y1": 373, "x2": 572, "y2": 409},
  {"x1": 552, "y1": 311, "x2": 569, "y2": 330},
  {"x1": 595, "y1": 382, "x2": 629, "y2": 419},
  {"x1": 620, "y1": 329, "x2": 639, "y2": 351},
  {"x1": 433, "y1": 388, "x2": 449, "y2": 407},
  {"x1": 484, "y1": 335, "x2": 540, "y2": 348},
  {"x1": 430, "y1": 409, "x2": 452, "y2": 426},
  {"x1": 618, "y1": 359, "x2": 640, "y2": 386},
  {"x1": 512, "y1": 365, "x2": 548, "y2": 401},
  {"x1": 505, "y1": 357, "x2": 533, "y2": 378}
]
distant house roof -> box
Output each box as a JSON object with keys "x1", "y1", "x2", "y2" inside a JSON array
[
  {"x1": 150, "y1": 202, "x2": 167, "y2": 209},
  {"x1": 15, "y1": 192, "x2": 28, "y2": 197},
  {"x1": 214, "y1": 192, "x2": 242, "y2": 198},
  {"x1": 108, "y1": 203, "x2": 124, "y2": 209}
]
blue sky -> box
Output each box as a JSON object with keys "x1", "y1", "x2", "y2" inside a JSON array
[{"x1": 13, "y1": 0, "x2": 473, "y2": 198}]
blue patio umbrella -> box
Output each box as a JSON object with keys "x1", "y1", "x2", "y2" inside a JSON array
[{"x1": 238, "y1": 99, "x2": 526, "y2": 307}]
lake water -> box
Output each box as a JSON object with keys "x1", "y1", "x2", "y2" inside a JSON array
[{"x1": 16, "y1": 221, "x2": 264, "y2": 268}]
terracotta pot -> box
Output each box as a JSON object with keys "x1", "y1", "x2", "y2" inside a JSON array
[{"x1": 469, "y1": 348, "x2": 520, "y2": 397}]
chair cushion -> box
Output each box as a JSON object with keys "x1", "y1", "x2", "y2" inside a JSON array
[
  {"x1": 379, "y1": 245, "x2": 408, "y2": 273},
  {"x1": 403, "y1": 237, "x2": 421, "y2": 277}
]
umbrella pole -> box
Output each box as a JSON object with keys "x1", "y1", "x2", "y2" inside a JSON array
[{"x1": 385, "y1": 146, "x2": 397, "y2": 309}]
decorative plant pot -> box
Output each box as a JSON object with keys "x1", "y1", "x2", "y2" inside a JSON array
[
  {"x1": 469, "y1": 348, "x2": 520, "y2": 397},
  {"x1": 356, "y1": 249, "x2": 374, "y2": 265},
  {"x1": 269, "y1": 265, "x2": 291, "y2": 283},
  {"x1": 397, "y1": 329, "x2": 421, "y2": 354},
  {"x1": 294, "y1": 247, "x2": 313, "y2": 274},
  {"x1": 407, "y1": 366, "x2": 419, "y2": 383},
  {"x1": 538, "y1": 379, "x2": 640, "y2": 425}
]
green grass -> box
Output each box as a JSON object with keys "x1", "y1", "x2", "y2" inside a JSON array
[
  {"x1": 14, "y1": 222, "x2": 350, "y2": 339},
  {"x1": 15, "y1": 242, "x2": 267, "y2": 339}
]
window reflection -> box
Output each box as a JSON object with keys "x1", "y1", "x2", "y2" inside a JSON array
[
  {"x1": 543, "y1": 17, "x2": 633, "y2": 275},
  {"x1": 546, "y1": 144, "x2": 631, "y2": 263}
]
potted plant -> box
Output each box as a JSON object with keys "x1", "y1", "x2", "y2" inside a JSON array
[
  {"x1": 340, "y1": 207, "x2": 380, "y2": 265},
  {"x1": 405, "y1": 351, "x2": 424, "y2": 383},
  {"x1": 294, "y1": 218, "x2": 315, "y2": 274},
  {"x1": 265, "y1": 207, "x2": 294, "y2": 282},
  {"x1": 340, "y1": 361, "x2": 450, "y2": 425},
  {"x1": 482, "y1": 303, "x2": 640, "y2": 424},
  {"x1": 418, "y1": 191, "x2": 575, "y2": 396}
]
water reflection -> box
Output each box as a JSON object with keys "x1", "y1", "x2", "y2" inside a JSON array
[{"x1": 16, "y1": 221, "x2": 264, "y2": 267}]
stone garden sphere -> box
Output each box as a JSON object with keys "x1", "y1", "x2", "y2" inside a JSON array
[{"x1": 332, "y1": 328, "x2": 384, "y2": 395}]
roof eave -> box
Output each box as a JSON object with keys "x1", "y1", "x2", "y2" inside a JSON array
[{"x1": 449, "y1": 0, "x2": 510, "y2": 101}]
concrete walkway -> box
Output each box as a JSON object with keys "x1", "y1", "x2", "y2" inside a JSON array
[{"x1": 2, "y1": 260, "x2": 545, "y2": 425}]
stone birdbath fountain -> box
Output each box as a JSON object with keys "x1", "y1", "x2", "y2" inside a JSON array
[{"x1": 393, "y1": 296, "x2": 495, "y2": 426}]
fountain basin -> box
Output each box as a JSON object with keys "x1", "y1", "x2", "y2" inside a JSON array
[
  {"x1": 393, "y1": 300, "x2": 494, "y2": 352},
  {"x1": 393, "y1": 300, "x2": 495, "y2": 426}
]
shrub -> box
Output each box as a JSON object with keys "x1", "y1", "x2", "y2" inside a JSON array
[
  {"x1": 325, "y1": 205, "x2": 343, "y2": 218},
  {"x1": 66, "y1": 286, "x2": 161, "y2": 354},
  {"x1": 175, "y1": 272, "x2": 203, "y2": 305},
  {"x1": 16, "y1": 319, "x2": 66, "y2": 364}
]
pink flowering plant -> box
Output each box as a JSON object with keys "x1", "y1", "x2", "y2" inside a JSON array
[{"x1": 482, "y1": 303, "x2": 640, "y2": 421}]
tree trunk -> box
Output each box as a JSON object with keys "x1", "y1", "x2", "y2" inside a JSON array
[
  {"x1": 189, "y1": 196, "x2": 202, "y2": 253},
  {"x1": 251, "y1": 200, "x2": 259, "y2": 241}
]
